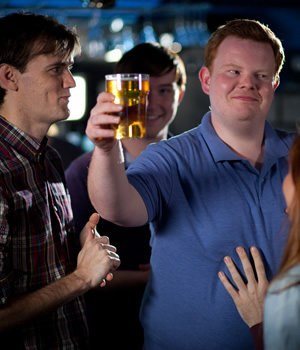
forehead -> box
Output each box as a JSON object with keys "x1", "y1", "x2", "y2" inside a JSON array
[
  {"x1": 149, "y1": 68, "x2": 177, "y2": 87},
  {"x1": 28, "y1": 53, "x2": 73, "y2": 66},
  {"x1": 215, "y1": 36, "x2": 275, "y2": 66}
]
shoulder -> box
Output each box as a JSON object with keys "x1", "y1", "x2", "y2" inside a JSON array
[
  {"x1": 264, "y1": 264, "x2": 300, "y2": 319},
  {"x1": 268, "y1": 263, "x2": 300, "y2": 293},
  {"x1": 264, "y1": 266, "x2": 300, "y2": 348},
  {"x1": 273, "y1": 128, "x2": 298, "y2": 147},
  {"x1": 65, "y1": 151, "x2": 93, "y2": 174}
]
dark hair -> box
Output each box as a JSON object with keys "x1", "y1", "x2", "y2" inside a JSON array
[
  {"x1": 205, "y1": 19, "x2": 285, "y2": 81},
  {"x1": 0, "y1": 11, "x2": 81, "y2": 105},
  {"x1": 115, "y1": 42, "x2": 186, "y2": 89}
]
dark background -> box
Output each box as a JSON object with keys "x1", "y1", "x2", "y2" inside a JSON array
[{"x1": 1, "y1": 0, "x2": 300, "y2": 159}]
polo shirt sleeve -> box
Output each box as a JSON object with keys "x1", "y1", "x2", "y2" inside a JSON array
[{"x1": 126, "y1": 141, "x2": 175, "y2": 222}]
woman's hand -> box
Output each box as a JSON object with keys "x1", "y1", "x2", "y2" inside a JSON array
[{"x1": 218, "y1": 246, "x2": 269, "y2": 327}]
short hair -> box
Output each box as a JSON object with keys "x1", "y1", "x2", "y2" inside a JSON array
[
  {"x1": 204, "y1": 19, "x2": 285, "y2": 81},
  {"x1": 0, "y1": 11, "x2": 81, "y2": 105},
  {"x1": 115, "y1": 43, "x2": 186, "y2": 89}
]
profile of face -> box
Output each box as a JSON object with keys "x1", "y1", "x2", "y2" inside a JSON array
[
  {"x1": 17, "y1": 53, "x2": 76, "y2": 125},
  {"x1": 146, "y1": 68, "x2": 184, "y2": 139},
  {"x1": 282, "y1": 169, "x2": 296, "y2": 216}
]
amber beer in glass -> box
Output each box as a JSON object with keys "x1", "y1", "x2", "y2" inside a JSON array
[{"x1": 105, "y1": 73, "x2": 150, "y2": 139}]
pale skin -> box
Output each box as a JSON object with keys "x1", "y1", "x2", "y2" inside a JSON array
[
  {"x1": 90, "y1": 68, "x2": 184, "y2": 287},
  {"x1": 86, "y1": 70, "x2": 184, "y2": 226},
  {"x1": 218, "y1": 246, "x2": 269, "y2": 327},
  {"x1": 218, "y1": 167, "x2": 296, "y2": 328},
  {"x1": 199, "y1": 36, "x2": 279, "y2": 170},
  {"x1": 86, "y1": 36, "x2": 279, "y2": 225},
  {"x1": 0, "y1": 53, "x2": 121, "y2": 331}
]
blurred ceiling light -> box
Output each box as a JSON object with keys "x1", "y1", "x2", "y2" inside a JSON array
[
  {"x1": 104, "y1": 48, "x2": 123, "y2": 62},
  {"x1": 171, "y1": 42, "x2": 182, "y2": 53},
  {"x1": 82, "y1": 0, "x2": 116, "y2": 8},
  {"x1": 68, "y1": 75, "x2": 87, "y2": 121},
  {"x1": 110, "y1": 18, "x2": 124, "y2": 33},
  {"x1": 159, "y1": 33, "x2": 174, "y2": 48},
  {"x1": 141, "y1": 25, "x2": 157, "y2": 43}
]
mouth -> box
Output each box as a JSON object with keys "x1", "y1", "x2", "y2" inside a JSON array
[
  {"x1": 60, "y1": 96, "x2": 70, "y2": 103},
  {"x1": 232, "y1": 96, "x2": 258, "y2": 102},
  {"x1": 147, "y1": 115, "x2": 160, "y2": 120}
]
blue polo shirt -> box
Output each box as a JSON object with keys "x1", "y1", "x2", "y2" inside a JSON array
[{"x1": 126, "y1": 112, "x2": 297, "y2": 350}]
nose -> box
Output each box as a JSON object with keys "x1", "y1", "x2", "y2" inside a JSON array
[
  {"x1": 238, "y1": 73, "x2": 255, "y2": 89},
  {"x1": 63, "y1": 70, "x2": 76, "y2": 89},
  {"x1": 146, "y1": 91, "x2": 157, "y2": 114}
]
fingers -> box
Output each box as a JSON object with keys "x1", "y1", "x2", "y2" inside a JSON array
[
  {"x1": 235, "y1": 246, "x2": 256, "y2": 284},
  {"x1": 218, "y1": 271, "x2": 239, "y2": 300},
  {"x1": 222, "y1": 254, "x2": 248, "y2": 292},
  {"x1": 86, "y1": 92, "x2": 122, "y2": 144},
  {"x1": 250, "y1": 246, "x2": 267, "y2": 282}
]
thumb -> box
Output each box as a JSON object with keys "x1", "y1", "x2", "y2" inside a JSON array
[
  {"x1": 88, "y1": 213, "x2": 100, "y2": 232},
  {"x1": 80, "y1": 213, "x2": 100, "y2": 246}
]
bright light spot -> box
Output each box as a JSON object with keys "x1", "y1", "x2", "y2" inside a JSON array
[
  {"x1": 110, "y1": 18, "x2": 124, "y2": 33},
  {"x1": 68, "y1": 75, "x2": 86, "y2": 121},
  {"x1": 171, "y1": 42, "x2": 182, "y2": 53},
  {"x1": 159, "y1": 33, "x2": 174, "y2": 48},
  {"x1": 104, "y1": 48, "x2": 123, "y2": 62},
  {"x1": 48, "y1": 123, "x2": 59, "y2": 137}
]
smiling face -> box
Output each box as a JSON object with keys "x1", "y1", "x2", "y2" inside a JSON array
[
  {"x1": 145, "y1": 68, "x2": 184, "y2": 139},
  {"x1": 199, "y1": 35, "x2": 278, "y2": 133}
]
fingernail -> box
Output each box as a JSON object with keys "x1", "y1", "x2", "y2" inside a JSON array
[{"x1": 224, "y1": 256, "x2": 230, "y2": 263}]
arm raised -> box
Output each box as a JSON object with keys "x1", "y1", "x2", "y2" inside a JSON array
[{"x1": 86, "y1": 92, "x2": 148, "y2": 227}]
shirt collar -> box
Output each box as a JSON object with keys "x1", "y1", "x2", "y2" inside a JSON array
[
  {"x1": 0, "y1": 115, "x2": 48, "y2": 163},
  {"x1": 200, "y1": 111, "x2": 291, "y2": 163}
]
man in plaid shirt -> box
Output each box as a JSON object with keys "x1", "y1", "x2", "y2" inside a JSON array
[{"x1": 0, "y1": 12, "x2": 120, "y2": 349}]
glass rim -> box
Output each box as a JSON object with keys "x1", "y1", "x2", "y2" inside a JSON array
[{"x1": 105, "y1": 73, "x2": 149, "y2": 80}]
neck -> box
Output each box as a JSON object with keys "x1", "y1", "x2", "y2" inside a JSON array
[
  {"x1": 211, "y1": 117, "x2": 265, "y2": 170},
  {"x1": 0, "y1": 105, "x2": 47, "y2": 143}
]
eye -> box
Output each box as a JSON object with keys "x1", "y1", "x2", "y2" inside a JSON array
[
  {"x1": 159, "y1": 88, "x2": 173, "y2": 95},
  {"x1": 51, "y1": 66, "x2": 61, "y2": 74},
  {"x1": 229, "y1": 70, "x2": 240, "y2": 75}
]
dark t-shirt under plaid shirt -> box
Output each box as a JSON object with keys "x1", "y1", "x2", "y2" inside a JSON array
[{"x1": 0, "y1": 116, "x2": 89, "y2": 349}]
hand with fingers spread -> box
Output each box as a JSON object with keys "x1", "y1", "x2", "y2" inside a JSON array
[
  {"x1": 85, "y1": 91, "x2": 122, "y2": 152},
  {"x1": 218, "y1": 246, "x2": 269, "y2": 328}
]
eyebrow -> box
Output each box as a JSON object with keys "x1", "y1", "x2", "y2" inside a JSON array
[{"x1": 221, "y1": 63, "x2": 273, "y2": 73}]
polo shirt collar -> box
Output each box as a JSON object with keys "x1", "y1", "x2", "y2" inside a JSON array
[{"x1": 200, "y1": 111, "x2": 290, "y2": 164}]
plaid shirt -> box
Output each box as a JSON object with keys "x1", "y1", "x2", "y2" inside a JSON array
[{"x1": 0, "y1": 116, "x2": 88, "y2": 349}]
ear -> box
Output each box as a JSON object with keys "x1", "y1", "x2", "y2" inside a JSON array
[
  {"x1": 199, "y1": 66, "x2": 211, "y2": 96},
  {"x1": 273, "y1": 76, "x2": 280, "y2": 91},
  {"x1": 0, "y1": 64, "x2": 18, "y2": 91},
  {"x1": 178, "y1": 87, "x2": 185, "y2": 104}
]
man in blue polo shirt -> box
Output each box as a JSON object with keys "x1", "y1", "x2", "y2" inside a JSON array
[{"x1": 85, "y1": 19, "x2": 297, "y2": 349}]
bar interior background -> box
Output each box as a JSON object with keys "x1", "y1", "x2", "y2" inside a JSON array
[{"x1": 1, "y1": 0, "x2": 300, "y2": 158}]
